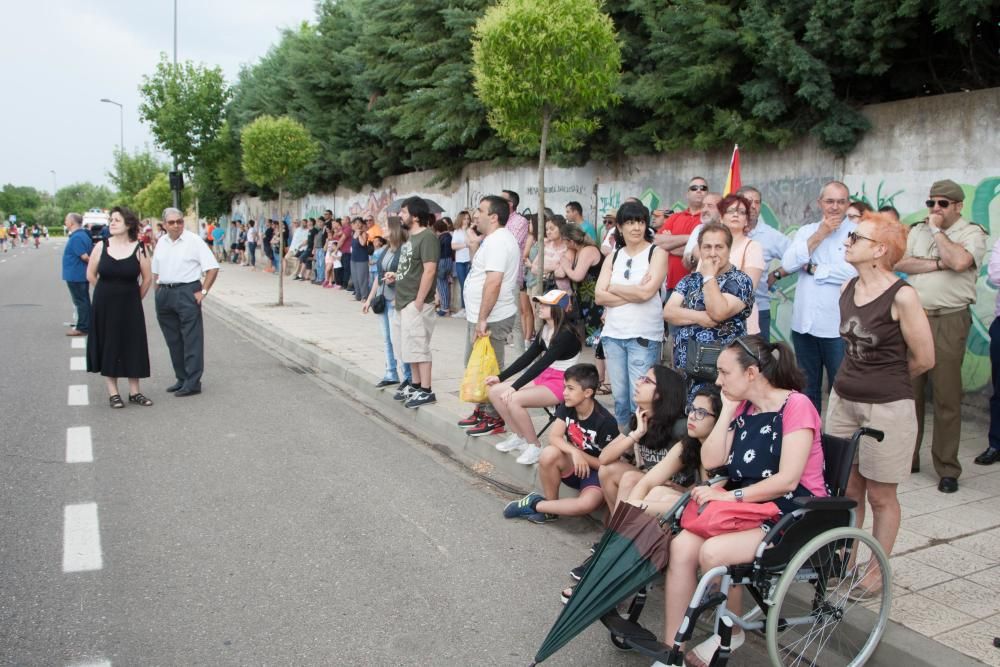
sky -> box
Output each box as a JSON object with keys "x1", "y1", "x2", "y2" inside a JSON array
[{"x1": 0, "y1": 0, "x2": 317, "y2": 194}]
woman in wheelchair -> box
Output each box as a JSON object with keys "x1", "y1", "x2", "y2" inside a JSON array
[{"x1": 664, "y1": 335, "x2": 825, "y2": 666}]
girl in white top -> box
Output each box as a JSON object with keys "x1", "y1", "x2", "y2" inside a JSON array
[
  {"x1": 595, "y1": 201, "x2": 669, "y2": 430},
  {"x1": 450, "y1": 210, "x2": 473, "y2": 317}
]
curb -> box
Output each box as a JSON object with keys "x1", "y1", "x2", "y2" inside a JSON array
[{"x1": 206, "y1": 297, "x2": 984, "y2": 667}]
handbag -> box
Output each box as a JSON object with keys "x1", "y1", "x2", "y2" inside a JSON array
[
  {"x1": 685, "y1": 337, "x2": 723, "y2": 381},
  {"x1": 371, "y1": 291, "x2": 386, "y2": 314},
  {"x1": 679, "y1": 499, "x2": 780, "y2": 539}
]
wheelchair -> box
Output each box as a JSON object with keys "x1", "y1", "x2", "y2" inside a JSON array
[{"x1": 600, "y1": 427, "x2": 891, "y2": 666}]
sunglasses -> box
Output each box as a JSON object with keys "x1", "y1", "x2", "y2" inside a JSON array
[
  {"x1": 685, "y1": 406, "x2": 717, "y2": 421},
  {"x1": 165, "y1": 219, "x2": 184, "y2": 225},
  {"x1": 689, "y1": 185, "x2": 709, "y2": 192},
  {"x1": 847, "y1": 231, "x2": 878, "y2": 244},
  {"x1": 624, "y1": 256, "x2": 633, "y2": 280},
  {"x1": 926, "y1": 199, "x2": 953, "y2": 209}
]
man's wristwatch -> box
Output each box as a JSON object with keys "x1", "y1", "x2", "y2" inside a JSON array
[
  {"x1": 771, "y1": 269, "x2": 782, "y2": 281},
  {"x1": 200, "y1": 289, "x2": 208, "y2": 296},
  {"x1": 734, "y1": 489, "x2": 744, "y2": 503}
]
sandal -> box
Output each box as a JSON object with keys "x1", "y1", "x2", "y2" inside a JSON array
[
  {"x1": 560, "y1": 585, "x2": 575, "y2": 605},
  {"x1": 128, "y1": 393, "x2": 154, "y2": 406},
  {"x1": 109, "y1": 394, "x2": 125, "y2": 409},
  {"x1": 597, "y1": 382, "x2": 613, "y2": 395},
  {"x1": 685, "y1": 630, "x2": 745, "y2": 667}
]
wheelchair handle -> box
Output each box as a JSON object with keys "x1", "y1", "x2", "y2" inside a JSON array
[{"x1": 855, "y1": 427, "x2": 885, "y2": 443}]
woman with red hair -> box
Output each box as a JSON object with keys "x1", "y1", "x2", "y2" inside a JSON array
[{"x1": 826, "y1": 211, "x2": 935, "y2": 599}]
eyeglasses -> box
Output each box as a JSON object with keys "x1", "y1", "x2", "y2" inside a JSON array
[
  {"x1": 926, "y1": 199, "x2": 953, "y2": 209},
  {"x1": 847, "y1": 231, "x2": 878, "y2": 245},
  {"x1": 689, "y1": 185, "x2": 709, "y2": 192},
  {"x1": 846, "y1": 213, "x2": 861, "y2": 221},
  {"x1": 685, "y1": 406, "x2": 717, "y2": 421},
  {"x1": 637, "y1": 375, "x2": 656, "y2": 386}
]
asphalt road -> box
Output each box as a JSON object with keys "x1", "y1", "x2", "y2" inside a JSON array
[{"x1": 0, "y1": 240, "x2": 772, "y2": 666}]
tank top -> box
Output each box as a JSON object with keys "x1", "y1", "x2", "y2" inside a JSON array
[
  {"x1": 833, "y1": 278, "x2": 913, "y2": 403},
  {"x1": 601, "y1": 243, "x2": 665, "y2": 342}
]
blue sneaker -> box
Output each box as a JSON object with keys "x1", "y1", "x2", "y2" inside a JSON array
[
  {"x1": 503, "y1": 492, "x2": 544, "y2": 519},
  {"x1": 525, "y1": 512, "x2": 558, "y2": 524}
]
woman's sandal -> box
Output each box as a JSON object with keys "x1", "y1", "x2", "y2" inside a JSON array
[
  {"x1": 560, "y1": 585, "x2": 575, "y2": 605},
  {"x1": 109, "y1": 394, "x2": 125, "y2": 409},
  {"x1": 685, "y1": 630, "x2": 745, "y2": 667},
  {"x1": 128, "y1": 393, "x2": 154, "y2": 407},
  {"x1": 597, "y1": 382, "x2": 613, "y2": 395}
]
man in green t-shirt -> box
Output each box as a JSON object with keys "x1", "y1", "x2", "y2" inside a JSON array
[{"x1": 386, "y1": 196, "x2": 440, "y2": 408}]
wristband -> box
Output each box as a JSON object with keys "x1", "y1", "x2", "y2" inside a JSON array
[{"x1": 935, "y1": 259, "x2": 942, "y2": 271}]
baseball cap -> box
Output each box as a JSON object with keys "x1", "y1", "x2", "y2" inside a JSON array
[{"x1": 532, "y1": 289, "x2": 571, "y2": 309}]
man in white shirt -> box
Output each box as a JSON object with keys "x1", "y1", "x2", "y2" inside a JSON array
[
  {"x1": 780, "y1": 181, "x2": 857, "y2": 412},
  {"x1": 456, "y1": 195, "x2": 522, "y2": 435},
  {"x1": 739, "y1": 186, "x2": 791, "y2": 342},
  {"x1": 152, "y1": 207, "x2": 221, "y2": 396}
]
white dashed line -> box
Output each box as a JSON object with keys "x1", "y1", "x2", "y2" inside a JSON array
[
  {"x1": 62, "y1": 503, "x2": 103, "y2": 572},
  {"x1": 71, "y1": 337, "x2": 87, "y2": 349},
  {"x1": 68, "y1": 660, "x2": 110, "y2": 667},
  {"x1": 70, "y1": 357, "x2": 86, "y2": 371},
  {"x1": 68, "y1": 385, "x2": 89, "y2": 406},
  {"x1": 66, "y1": 427, "x2": 93, "y2": 463}
]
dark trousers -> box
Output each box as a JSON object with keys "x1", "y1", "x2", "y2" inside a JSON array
[
  {"x1": 758, "y1": 309, "x2": 771, "y2": 343},
  {"x1": 913, "y1": 309, "x2": 971, "y2": 478},
  {"x1": 66, "y1": 281, "x2": 91, "y2": 333},
  {"x1": 340, "y1": 251, "x2": 352, "y2": 288},
  {"x1": 155, "y1": 283, "x2": 206, "y2": 391},
  {"x1": 791, "y1": 331, "x2": 845, "y2": 414},
  {"x1": 990, "y1": 317, "x2": 1000, "y2": 453},
  {"x1": 248, "y1": 242, "x2": 257, "y2": 266}
]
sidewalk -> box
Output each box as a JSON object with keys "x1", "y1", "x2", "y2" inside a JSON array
[{"x1": 208, "y1": 263, "x2": 1000, "y2": 666}]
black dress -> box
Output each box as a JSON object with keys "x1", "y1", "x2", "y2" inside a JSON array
[{"x1": 87, "y1": 242, "x2": 151, "y2": 378}]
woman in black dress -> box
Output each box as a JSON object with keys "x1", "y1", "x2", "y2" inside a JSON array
[{"x1": 86, "y1": 206, "x2": 153, "y2": 408}]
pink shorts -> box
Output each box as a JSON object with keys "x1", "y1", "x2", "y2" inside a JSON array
[{"x1": 533, "y1": 367, "x2": 566, "y2": 401}]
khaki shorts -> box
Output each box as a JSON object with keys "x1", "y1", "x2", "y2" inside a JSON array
[
  {"x1": 825, "y1": 390, "x2": 917, "y2": 484},
  {"x1": 399, "y1": 300, "x2": 437, "y2": 363}
]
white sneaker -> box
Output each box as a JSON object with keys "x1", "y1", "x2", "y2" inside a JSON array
[
  {"x1": 516, "y1": 444, "x2": 543, "y2": 465},
  {"x1": 495, "y1": 434, "x2": 527, "y2": 452},
  {"x1": 451, "y1": 309, "x2": 466, "y2": 318}
]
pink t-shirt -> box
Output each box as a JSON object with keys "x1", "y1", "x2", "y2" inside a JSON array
[{"x1": 736, "y1": 392, "x2": 826, "y2": 498}]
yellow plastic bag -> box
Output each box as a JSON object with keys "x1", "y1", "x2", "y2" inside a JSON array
[{"x1": 460, "y1": 336, "x2": 500, "y2": 403}]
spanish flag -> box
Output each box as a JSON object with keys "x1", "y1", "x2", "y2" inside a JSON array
[{"x1": 723, "y1": 145, "x2": 741, "y2": 196}]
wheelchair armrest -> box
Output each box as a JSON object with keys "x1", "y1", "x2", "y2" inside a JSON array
[{"x1": 792, "y1": 496, "x2": 857, "y2": 511}]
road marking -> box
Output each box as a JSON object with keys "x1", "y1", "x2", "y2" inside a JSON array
[
  {"x1": 71, "y1": 338, "x2": 86, "y2": 349},
  {"x1": 70, "y1": 357, "x2": 86, "y2": 371},
  {"x1": 63, "y1": 503, "x2": 103, "y2": 572},
  {"x1": 66, "y1": 427, "x2": 93, "y2": 463},
  {"x1": 68, "y1": 385, "x2": 89, "y2": 406},
  {"x1": 68, "y1": 660, "x2": 111, "y2": 667}
]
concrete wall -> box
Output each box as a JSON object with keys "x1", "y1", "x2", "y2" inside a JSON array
[{"x1": 230, "y1": 87, "x2": 1000, "y2": 396}]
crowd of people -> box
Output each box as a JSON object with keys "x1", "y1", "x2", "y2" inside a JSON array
[
  {"x1": 1, "y1": 221, "x2": 47, "y2": 251},
  {"x1": 55, "y1": 175, "x2": 997, "y2": 660}
]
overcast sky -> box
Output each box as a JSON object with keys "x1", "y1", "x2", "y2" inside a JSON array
[{"x1": 0, "y1": 0, "x2": 317, "y2": 194}]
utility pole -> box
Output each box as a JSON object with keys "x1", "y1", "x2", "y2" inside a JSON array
[
  {"x1": 99, "y1": 98, "x2": 124, "y2": 185},
  {"x1": 170, "y1": 0, "x2": 182, "y2": 210}
]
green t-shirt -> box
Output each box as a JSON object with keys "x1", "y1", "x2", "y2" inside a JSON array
[{"x1": 394, "y1": 227, "x2": 440, "y2": 310}]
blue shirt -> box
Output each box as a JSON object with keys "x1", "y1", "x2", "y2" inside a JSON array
[
  {"x1": 747, "y1": 222, "x2": 791, "y2": 312},
  {"x1": 780, "y1": 218, "x2": 857, "y2": 338},
  {"x1": 62, "y1": 228, "x2": 93, "y2": 282}
]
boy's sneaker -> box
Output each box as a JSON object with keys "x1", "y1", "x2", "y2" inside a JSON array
[
  {"x1": 467, "y1": 416, "x2": 505, "y2": 437},
  {"x1": 405, "y1": 390, "x2": 436, "y2": 409},
  {"x1": 526, "y1": 512, "x2": 557, "y2": 524},
  {"x1": 393, "y1": 382, "x2": 415, "y2": 401},
  {"x1": 458, "y1": 408, "x2": 484, "y2": 429},
  {"x1": 495, "y1": 433, "x2": 527, "y2": 452},
  {"x1": 503, "y1": 492, "x2": 544, "y2": 519},
  {"x1": 570, "y1": 554, "x2": 593, "y2": 581},
  {"x1": 515, "y1": 444, "x2": 543, "y2": 465}
]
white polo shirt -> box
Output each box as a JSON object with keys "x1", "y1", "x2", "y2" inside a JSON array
[{"x1": 152, "y1": 230, "x2": 220, "y2": 284}]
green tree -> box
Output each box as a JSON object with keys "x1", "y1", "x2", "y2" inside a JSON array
[
  {"x1": 0, "y1": 184, "x2": 43, "y2": 220},
  {"x1": 138, "y1": 54, "x2": 231, "y2": 178},
  {"x1": 473, "y1": 0, "x2": 620, "y2": 287},
  {"x1": 132, "y1": 173, "x2": 192, "y2": 219},
  {"x1": 241, "y1": 115, "x2": 319, "y2": 305},
  {"x1": 55, "y1": 182, "x2": 114, "y2": 215},
  {"x1": 107, "y1": 148, "x2": 169, "y2": 209}
]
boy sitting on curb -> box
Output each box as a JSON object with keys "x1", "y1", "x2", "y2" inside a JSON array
[{"x1": 503, "y1": 363, "x2": 618, "y2": 523}]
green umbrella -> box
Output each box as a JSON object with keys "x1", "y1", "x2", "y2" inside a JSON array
[{"x1": 531, "y1": 501, "x2": 675, "y2": 664}]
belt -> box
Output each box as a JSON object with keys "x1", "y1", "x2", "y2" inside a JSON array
[
  {"x1": 159, "y1": 281, "x2": 199, "y2": 289},
  {"x1": 923, "y1": 305, "x2": 968, "y2": 317}
]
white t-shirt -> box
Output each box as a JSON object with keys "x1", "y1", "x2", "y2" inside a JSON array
[
  {"x1": 463, "y1": 227, "x2": 520, "y2": 323},
  {"x1": 452, "y1": 228, "x2": 470, "y2": 263}
]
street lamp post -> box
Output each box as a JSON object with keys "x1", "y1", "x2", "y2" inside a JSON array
[
  {"x1": 171, "y1": 0, "x2": 181, "y2": 210},
  {"x1": 100, "y1": 98, "x2": 124, "y2": 192},
  {"x1": 50, "y1": 170, "x2": 57, "y2": 201}
]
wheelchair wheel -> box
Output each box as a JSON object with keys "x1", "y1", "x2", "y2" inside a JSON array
[{"x1": 765, "y1": 527, "x2": 891, "y2": 666}]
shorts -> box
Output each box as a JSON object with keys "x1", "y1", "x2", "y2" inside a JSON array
[
  {"x1": 533, "y1": 366, "x2": 566, "y2": 401},
  {"x1": 399, "y1": 300, "x2": 437, "y2": 363},
  {"x1": 825, "y1": 390, "x2": 917, "y2": 484},
  {"x1": 562, "y1": 467, "x2": 601, "y2": 491}
]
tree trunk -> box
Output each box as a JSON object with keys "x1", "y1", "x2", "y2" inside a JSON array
[
  {"x1": 277, "y1": 188, "x2": 285, "y2": 306},
  {"x1": 534, "y1": 110, "x2": 550, "y2": 298}
]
